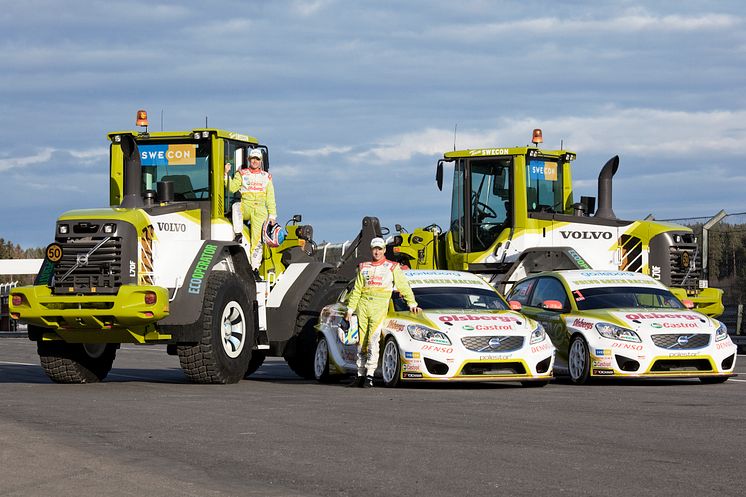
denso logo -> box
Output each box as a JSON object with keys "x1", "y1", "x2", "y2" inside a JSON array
[
  {"x1": 611, "y1": 342, "x2": 643, "y2": 351},
  {"x1": 559, "y1": 230, "x2": 613, "y2": 240},
  {"x1": 625, "y1": 312, "x2": 699, "y2": 321},
  {"x1": 438, "y1": 314, "x2": 519, "y2": 323},
  {"x1": 156, "y1": 222, "x2": 187, "y2": 232}
]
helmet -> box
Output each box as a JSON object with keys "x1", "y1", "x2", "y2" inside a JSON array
[
  {"x1": 249, "y1": 149, "x2": 263, "y2": 160},
  {"x1": 337, "y1": 315, "x2": 359, "y2": 345},
  {"x1": 262, "y1": 219, "x2": 285, "y2": 247}
]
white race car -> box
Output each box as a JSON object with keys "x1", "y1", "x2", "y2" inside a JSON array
[
  {"x1": 313, "y1": 270, "x2": 555, "y2": 387},
  {"x1": 507, "y1": 270, "x2": 738, "y2": 384}
]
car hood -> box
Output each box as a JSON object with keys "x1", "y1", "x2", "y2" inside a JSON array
[
  {"x1": 568, "y1": 308, "x2": 717, "y2": 334},
  {"x1": 415, "y1": 309, "x2": 537, "y2": 336}
]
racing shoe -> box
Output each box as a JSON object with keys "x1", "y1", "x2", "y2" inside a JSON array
[
  {"x1": 363, "y1": 376, "x2": 374, "y2": 388},
  {"x1": 346, "y1": 376, "x2": 364, "y2": 388}
]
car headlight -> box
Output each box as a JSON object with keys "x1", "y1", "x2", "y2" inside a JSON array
[
  {"x1": 529, "y1": 323, "x2": 546, "y2": 344},
  {"x1": 595, "y1": 322, "x2": 641, "y2": 342},
  {"x1": 407, "y1": 324, "x2": 451, "y2": 345},
  {"x1": 715, "y1": 322, "x2": 728, "y2": 342}
]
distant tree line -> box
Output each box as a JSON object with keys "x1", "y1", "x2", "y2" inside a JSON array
[
  {"x1": 704, "y1": 224, "x2": 746, "y2": 305},
  {"x1": 0, "y1": 238, "x2": 44, "y2": 285}
]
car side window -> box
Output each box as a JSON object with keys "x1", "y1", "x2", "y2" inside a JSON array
[
  {"x1": 529, "y1": 277, "x2": 569, "y2": 309},
  {"x1": 508, "y1": 279, "x2": 536, "y2": 305}
]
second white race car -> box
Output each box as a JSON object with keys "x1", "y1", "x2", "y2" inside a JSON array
[{"x1": 314, "y1": 270, "x2": 555, "y2": 387}]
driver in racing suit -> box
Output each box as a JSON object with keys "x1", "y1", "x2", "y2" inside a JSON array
[
  {"x1": 345, "y1": 237, "x2": 420, "y2": 388},
  {"x1": 224, "y1": 148, "x2": 277, "y2": 269}
]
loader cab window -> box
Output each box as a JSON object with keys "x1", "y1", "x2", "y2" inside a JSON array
[
  {"x1": 526, "y1": 159, "x2": 563, "y2": 214},
  {"x1": 139, "y1": 140, "x2": 211, "y2": 201},
  {"x1": 450, "y1": 157, "x2": 512, "y2": 253},
  {"x1": 224, "y1": 141, "x2": 250, "y2": 213}
]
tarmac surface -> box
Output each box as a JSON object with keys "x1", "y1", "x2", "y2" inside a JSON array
[{"x1": 1, "y1": 338, "x2": 744, "y2": 497}]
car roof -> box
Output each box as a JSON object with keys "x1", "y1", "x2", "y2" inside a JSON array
[
  {"x1": 402, "y1": 270, "x2": 496, "y2": 290},
  {"x1": 526, "y1": 270, "x2": 670, "y2": 292}
]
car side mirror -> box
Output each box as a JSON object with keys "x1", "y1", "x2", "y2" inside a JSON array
[
  {"x1": 508, "y1": 300, "x2": 522, "y2": 311},
  {"x1": 541, "y1": 300, "x2": 564, "y2": 311},
  {"x1": 682, "y1": 299, "x2": 695, "y2": 309}
]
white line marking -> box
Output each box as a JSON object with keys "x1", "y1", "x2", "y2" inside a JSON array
[
  {"x1": 728, "y1": 379, "x2": 746, "y2": 383},
  {"x1": 0, "y1": 360, "x2": 37, "y2": 366}
]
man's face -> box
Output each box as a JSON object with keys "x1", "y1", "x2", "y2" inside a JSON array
[
  {"x1": 249, "y1": 157, "x2": 262, "y2": 169},
  {"x1": 371, "y1": 246, "x2": 385, "y2": 262}
]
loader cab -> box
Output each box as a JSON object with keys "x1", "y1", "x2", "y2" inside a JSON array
[
  {"x1": 436, "y1": 140, "x2": 576, "y2": 268},
  {"x1": 108, "y1": 123, "x2": 266, "y2": 222}
]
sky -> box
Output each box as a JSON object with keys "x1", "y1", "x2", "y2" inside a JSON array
[{"x1": 1, "y1": 0, "x2": 745, "y2": 248}]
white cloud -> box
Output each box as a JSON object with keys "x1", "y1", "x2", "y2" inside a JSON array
[
  {"x1": 349, "y1": 107, "x2": 746, "y2": 162},
  {"x1": 437, "y1": 11, "x2": 741, "y2": 40},
  {"x1": 0, "y1": 147, "x2": 108, "y2": 172},
  {"x1": 291, "y1": 0, "x2": 335, "y2": 16},
  {"x1": 289, "y1": 145, "x2": 353, "y2": 157}
]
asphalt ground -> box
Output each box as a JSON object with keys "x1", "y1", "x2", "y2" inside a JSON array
[{"x1": 0, "y1": 338, "x2": 744, "y2": 497}]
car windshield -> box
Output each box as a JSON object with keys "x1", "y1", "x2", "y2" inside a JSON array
[
  {"x1": 572, "y1": 286, "x2": 685, "y2": 311},
  {"x1": 393, "y1": 287, "x2": 509, "y2": 311}
]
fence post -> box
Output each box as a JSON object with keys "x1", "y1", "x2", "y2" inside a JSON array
[
  {"x1": 737, "y1": 304, "x2": 743, "y2": 335},
  {"x1": 702, "y1": 210, "x2": 727, "y2": 283}
]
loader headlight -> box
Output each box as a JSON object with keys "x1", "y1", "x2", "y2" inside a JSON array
[
  {"x1": 103, "y1": 223, "x2": 116, "y2": 234},
  {"x1": 407, "y1": 324, "x2": 450, "y2": 345},
  {"x1": 58, "y1": 224, "x2": 69, "y2": 235},
  {"x1": 595, "y1": 322, "x2": 641, "y2": 342},
  {"x1": 529, "y1": 324, "x2": 546, "y2": 344},
  {"x1": 715, "y1": 322, "x2": 728, "y2": 342}
]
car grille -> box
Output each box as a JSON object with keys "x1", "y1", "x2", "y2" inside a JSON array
[
  {"x1": 651, "y1": 333, "x2": 709, "y2": 349},
  {"x1": 460, "y1": 362, "x2": 526, "y2": 376},
  {"x1": 461, "y1": 335, "x2": 524, "y2": 352},
  {"x1": 650, "y1": 358, "x2": 712, "y2": 372},
  {"x1": 53, "y1": 237, "x2": 123, "y2": 294}
]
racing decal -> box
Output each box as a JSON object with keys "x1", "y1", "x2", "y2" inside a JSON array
[
  {"x1": 593, "y1": 368, "x2": 614, "y2": 376},
  {"x1": 403, "y1": 372, "x2": 423, "y2": 378},
  {"x1": 472, "y1": 324, "x2": 515, "y2": 331},
  {"x1": 480, "y1": 354, "x2": 512, "y2": 360},
  {"x1": 402, "y1": 364, "x2": 421, "y2": 372},
  {"x1": 404, "y1": 352, "x2": 420, "y2": 359},
  {"x1": 572, "y1": 318, "x2": 593, "y2": 330},
  {"x1": 625, "y1": 312, "x2": 700, "y2": 321},
  {"x1": 420, "y1": 344, "x2": 453, "y2": 354},
  {"x1": 716, "y1": 341, "x2": 733, "y2": 350},
  {"x1": 140, "y1": 144, "x2": 197, "y2": 166},
  {"x1": 530, "y1": 342, "x2": 552, "y2": 353},
  {"x1": 462, "y1": 325, "x2": 475, "y2": 331},
  {"x1": 594, "y1": 349, "x2": 611, "y2": 357},
  {"x1": 469, "y1": 148, "x2": 509, "y2": 156},
  {"x1": 438, "y1": 314, "x2": 519, "y2": 323},
  {"x1": 388, "y1": 321, "x2": 406, "y2": 332},
  {"x1": 611, "y1": 342, "x2": 643, "y2": 351},
  {"x1": 649, "y1": 322, "x2": 699, "y2": 329},
  {"x1": 593, "y1": 359, "x2": 612, "y2": 367},
  {"x1": 565, "y1": 271, "x2": 661, "y2": 289}
]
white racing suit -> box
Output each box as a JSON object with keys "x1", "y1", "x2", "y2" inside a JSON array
[
  {"x1": 346, "y1": 259, "x2": 417, "y2": 377},
  {"x1": 227, "y1": 168, "x2": 277, "y2": 269}
]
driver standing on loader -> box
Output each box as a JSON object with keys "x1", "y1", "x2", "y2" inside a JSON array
[
  {"x1": 224, "y1": 149, "x2": 277, "y2": 269},
  {"x1": 345, "y1": 237, "x2": 420, "y2": 388}
]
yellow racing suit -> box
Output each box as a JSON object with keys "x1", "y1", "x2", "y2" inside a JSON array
[
  {"x1": 227, "y1": 168, "x2": 277, "y2": 264},
  {"x1": 346, "y1": 259, "x2": 417, "y2": 377}
]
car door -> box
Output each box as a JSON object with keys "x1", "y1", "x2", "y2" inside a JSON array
[{"x1": 521, "y1": 277, "x2": 571, "y2": 359}]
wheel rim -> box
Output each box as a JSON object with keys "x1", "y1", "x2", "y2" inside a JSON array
[
  {"x1": 569, "y1": 338, "x2": 587, "y2": 381},
  {"x1": 381, "y1": 340, "x2": 399, "y2": 384},
  {"x1": 82, "y1": 343, "x2": 107, "y2": 359},
  {"x1": 314, "y1": 337, "x2": 329, "y2": 379},
  {"x1": 221, "y1": 301, "x2": 246, "y2": 359}
]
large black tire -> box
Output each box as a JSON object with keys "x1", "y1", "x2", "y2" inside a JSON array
[
  {"x1": 568, "y1": 335, "x2": 591, "y2": 385},
  {"x1": 177, "y1": 272, "x2": 254, "y2": 384},
  {"x1": 285, "y1": 270, "x2": 347, "y2": 379},
  {"x1": 244, "y1": 350, "x2": 266, "y2": 378},
  {"x1": 37, "y1": 341, "x2": 117, "y2": 383}
]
